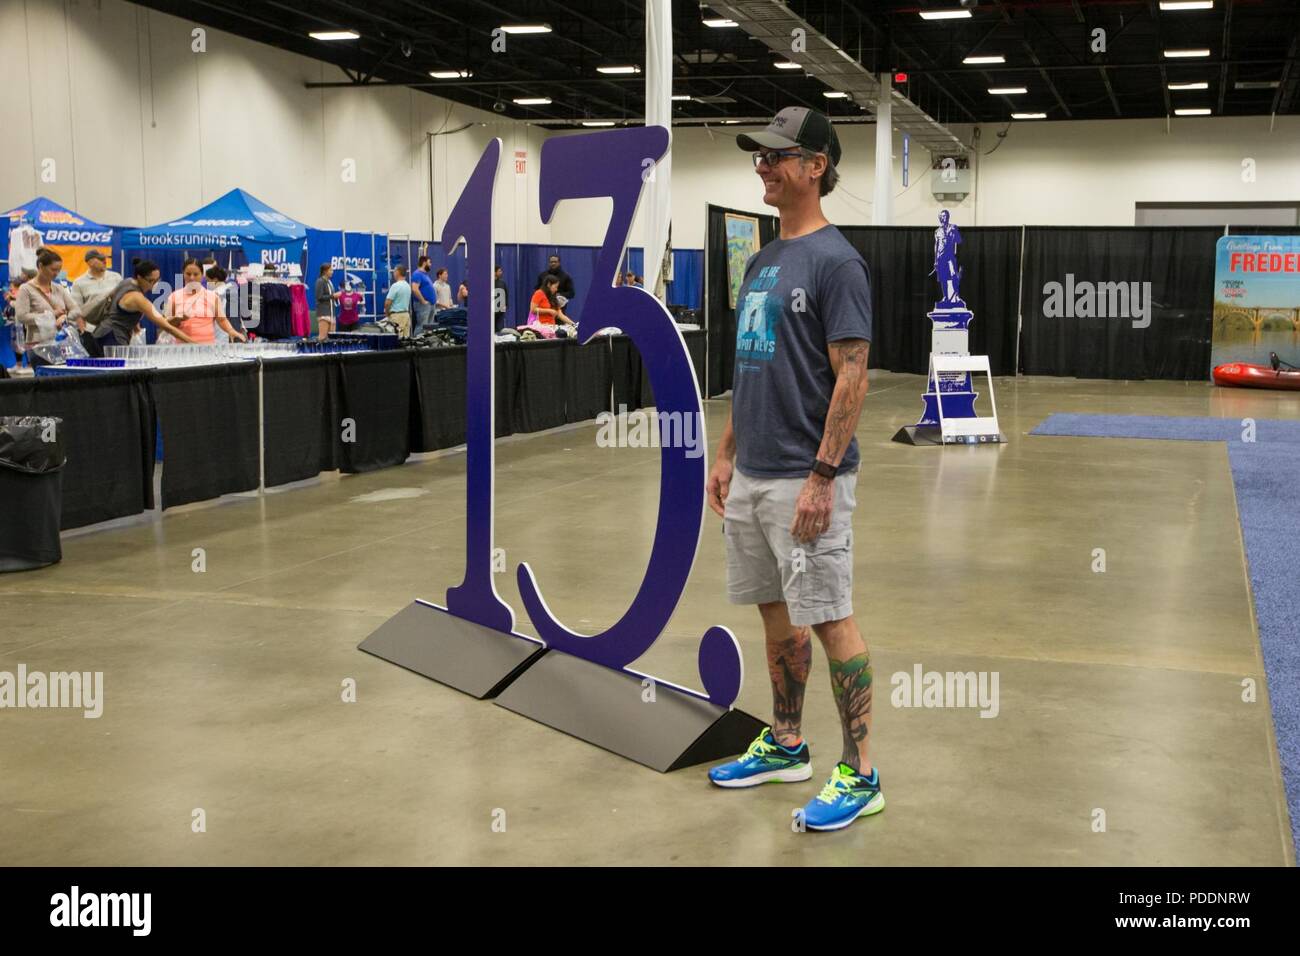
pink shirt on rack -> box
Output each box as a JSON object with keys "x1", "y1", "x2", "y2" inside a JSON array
[{"x1": 290, "y1": 284, "x2": 311, "y2": 337}]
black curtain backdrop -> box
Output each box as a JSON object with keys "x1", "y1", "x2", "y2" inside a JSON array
[
  {"x1": 0, "y1": 371, "x2": 155, "y2": 529},
  {"x1": 565, "y1": 339, "x2": 613, "y2": 425},
  {"x1": 705, "y1": 206, "x2": 1246, "y2": 383},
  {"x1": 706, "y1": 204, "x2": 779, "y2": 396},
  {"x1": 706, "y1": 205, "x2": 1021, "y2": 385},
  {"x1": 495, "y1": 347, "x2": 520, "y2": 439},
  {"x1": 336, "y1": 351, "x2": 413, "y2": 473},
  {"x1": 263, "y1": 356, "x2": 340, "y2": 487},
  {"x1": 1020, "y1": 226, "x2": 1220, "y2": 379},
  {"x1": 837, "y1": 225, "x2": 1021, "y2": 375},
  {"x1": 683, "y1": 329, "x2": 706, "y2": 393},
  {"x1": 412, "y1": 347, "x2": 468, "y2": 452},
  {"x1": 153, "y1": 363, "x2": 260, "y2": 509},
  {"x1": 509, "y1": 339, "x2": 568, "y2": 434},
  {"x1": 611, "y1": 336, "x2": 646, "y2": 412}
]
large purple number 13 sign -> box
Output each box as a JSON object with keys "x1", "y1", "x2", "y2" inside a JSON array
[{"x1": 439, "y1": 128, "x2": 743, "y2": 708}]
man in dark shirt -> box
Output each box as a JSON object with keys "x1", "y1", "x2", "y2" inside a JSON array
[
  {"x1": 536, "y1": 255, "x2": 576, "y2": 312},
  {"x1": 704, "y1": 107, "x2": 879, "y2": 832}
]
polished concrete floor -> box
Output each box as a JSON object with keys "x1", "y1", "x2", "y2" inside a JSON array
[{"x1": 1, "y1": 371, "x2": 1295, "y2": 866}]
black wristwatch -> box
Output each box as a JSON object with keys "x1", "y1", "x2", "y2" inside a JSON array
[{"x1": 811, "y1": 459, "x2": 838, "y2": 480}]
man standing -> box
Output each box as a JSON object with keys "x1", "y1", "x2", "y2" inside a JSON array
[
  {"x1": 69, "y1": 250, "x2": 122, "y2": 328},
  {"x1": 384, "y1": 265, "x2": 413, "y2": 338},
  {"x1": 536, "y1": 254, "x2": 576, "y2": 312},
  {"x1": 705, "y1": 107, "x2": 878, "y2": 831},
  {"x1": 493, "y1": 264, "x2": 509, "y2": 332},
  {"x1": 411, "y1": 256, "x2": 437, "y2": 332},
  {"x1": 432, "y1": 268, "x2": 455, "y2": 311}
]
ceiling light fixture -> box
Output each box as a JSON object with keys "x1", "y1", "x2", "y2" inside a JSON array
[
  {"x1": 774, "y1": 61, "x2": 802, "y2": 70},
  {"x1": 500, "y1": 24, "x2": 552, "y2": 34},
  {"x1": 1164, "y1": 48, "x2": 1211, "y2": 58},
  {"x1": 1159, "y1": 1, "x2": 1214, "y2": 10},
  {"x1": 823, "y1": 91, "x2": 849, "y2": 99},
  {"x1": 429, "y1": 70, "x2": 471, "y2": 79},
  {"x1": 1167, "y1": 81, "x2": 1208, "y2": 90},
  {"x1": 988, "y1": 86, "x2": 1028, "y2": 95},
  {"x1": 703, "y1": 18, "x2": 738, "y2": 28},
  {"x1": 309, "y1": 31, "x2": 359, "y2": 41},
  {"x1": 919, "y1": 9, "x2": 973, "y2": 20},
  {"x1": 597, "y1": 65, "x2": 641, "y2": 75},
  {"x1": 1174, "y1": 107, "x2": 1212, "y2": 115},
  {"x1": 1011, "y1": 112, "x2": 1047, "y2": 119},
  {"x1": 963, "y1": 55, "x2": 1006, "y2": 65},
  {"x1": 513, "y1": 97, "x2": 552, "y2": 106}
]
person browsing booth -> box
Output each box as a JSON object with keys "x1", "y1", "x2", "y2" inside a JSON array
[
  {"x1": 705, "y1": 107, "x2": 880, "y2": 832},
  {"x1": 385, "y1": 265, "x2": 413, "y2": 338}
]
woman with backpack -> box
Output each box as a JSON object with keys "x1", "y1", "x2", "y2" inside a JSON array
[{"x1": 89, "y1": 258, "x2": 197, "y2": 351}]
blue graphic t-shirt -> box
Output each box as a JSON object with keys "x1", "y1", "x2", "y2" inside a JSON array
[{"x1": 732, "y1": 224, "x2": 872, "y2": 479}]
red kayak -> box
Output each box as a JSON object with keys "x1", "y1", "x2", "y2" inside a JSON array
[{"x1": 1213, "y1": 361, "x2": 1300, "y2": 390}]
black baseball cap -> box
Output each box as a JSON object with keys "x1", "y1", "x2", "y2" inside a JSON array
[{"x1": 737, "y1": 107, "x2": 842, "y2": 167}]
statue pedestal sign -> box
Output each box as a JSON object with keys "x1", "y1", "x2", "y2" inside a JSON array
[
  {"x1": 358, "y1": 130, "x2": 764, "y2": 772},
  {"x1": 893, "y1": 209, "x2": 1004, "y2": 446}
]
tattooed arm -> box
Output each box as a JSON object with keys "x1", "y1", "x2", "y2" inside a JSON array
[{"x1": 789, "y1": 339, "x2": 871, "y2": 542}]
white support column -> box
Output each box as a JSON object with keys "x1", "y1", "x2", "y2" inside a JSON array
[
  {"x1": 872, "y1": 74, "x2": 894, "y2": 226},
  {"x1": 644, "y1": 0, "x2": 672, "y2": 299}
]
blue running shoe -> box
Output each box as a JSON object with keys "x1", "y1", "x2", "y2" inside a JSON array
[
  {"x1": 708, "y1": 727, "x2": 812, "y2": 788},
  {"x1": 802, "y1": 762, "x2": 885, "y2": 830}
]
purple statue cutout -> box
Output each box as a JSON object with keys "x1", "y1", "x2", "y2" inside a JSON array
[
  {"x1": 442, "y1": 129, "x2": 743, "y2": 708},
  {"x1": 442, "y1": 140, "x2": 516, "y2": 635}
]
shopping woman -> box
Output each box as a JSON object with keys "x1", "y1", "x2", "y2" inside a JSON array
[
  {"x1": 526, "y1": 275, "x2": 575, "y2": 329},
  {"x1": 13, "y1": 247, "x2": 81, "y2": 366},
  {"x1": 163, "y1": 259, "x2": 246, "y2": 344},
  {"x1": 92, "y1": 259, "x2": 198, "y2": 350}
]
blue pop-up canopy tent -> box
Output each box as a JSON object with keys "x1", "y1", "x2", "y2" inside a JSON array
[
  {"x1": 3, "y1": 196, "x2": 120, "y2": 282},
  {"x1": 121, "y1": 189, "x2": 307, "y2": 267}
]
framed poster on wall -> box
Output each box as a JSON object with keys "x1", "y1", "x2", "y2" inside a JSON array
[{"x1": 724, "y1": 213, "x2": 760, "y2": 309}]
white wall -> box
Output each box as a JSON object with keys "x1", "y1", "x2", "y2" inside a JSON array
[
  {"x1": 0, "y1": 0, "x2": 554, "y2": 245},
  {"x1": 4, "y1": 0, "x2": 1298, "y2": 251},
  {"x1": 646, "y1": 114, "x2": 1300, "y2": 246}
]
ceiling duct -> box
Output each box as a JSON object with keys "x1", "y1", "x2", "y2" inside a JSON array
[{"x1": 709, "y1": 0, "x2": 968, "y2": 155}]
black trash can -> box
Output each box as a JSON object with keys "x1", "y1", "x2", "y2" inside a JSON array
[{"x1": 0, "y1": 416, "x2": 66, "y2": 572}]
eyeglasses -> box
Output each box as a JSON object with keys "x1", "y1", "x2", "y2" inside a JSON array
[{"x1": 752, "y1": 148, "x2": 803, "y2": 169}]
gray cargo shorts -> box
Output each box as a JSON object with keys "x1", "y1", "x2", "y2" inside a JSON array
[{"x1": 723, "y1": 466, "x2": 858, "y2": 627}]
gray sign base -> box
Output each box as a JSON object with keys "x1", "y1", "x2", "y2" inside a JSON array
[
  {"x1": 358, "y1": 601, "x2": 544, "y2": 700},
  {"x1": 892, "y1": 424, "x2": 943, "y2": 445},
  {"x1": 493, "y1": 648, "x2": 766, "y2": 772}
]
